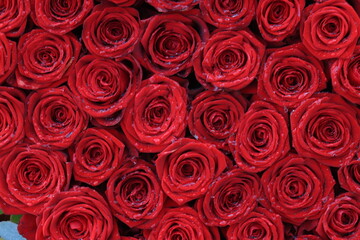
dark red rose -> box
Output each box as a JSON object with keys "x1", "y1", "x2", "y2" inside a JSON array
[
  {"x1": 226, "y1": 207, "x2": 284, "y2": 240},
  {"x1": 68, "y1": 54, "x2": 141, "y2": 126},
  {"x1": 0, "y1": 0, "x2": 30, "y2": 37},
  {"x1": 0, "y1": 87, "x2": 25, "y2": 155},
  {"x1": 331, "y1": 45, "x2": 360, "y2": 105},
  {"x1": 258, "y1": 43, "x2": 327, "y2": 108},
  {"x1": 83, "y1": 4, "x2": 140, "y2": 58},
  {"x1": 256, "y1": 0, "x2": 305, "y2": 42},
  {"x1": 35, "y1": 186, "x2": 121, "y2": 240},
  {"x1": 69, "y1": 128, "x2": 125, "y2": 186},
  {"x1": 144, "y1": 207, "x2": 220, "y2": 240},
  {"x1": 188, "y1": 91, "x2": 247, "y2": 150},
  {"x1": 200, "y1": 0, "x2": 256, "y2": 29},
  {"x1": 30, "y1": 0, "x2": 93, "y2": 35},
  {"x1": 25, "y1": 86, "x2": 89, "y2": 150},
  {"x1": 295, "y1": 236, "x2": 321, "y2": 240},
  {"x1": 301, "y1": 0, "x2": 360, "y2": 60},
  {"x1": 0, "y1": 144, "x2": 72, "y2": 215},
  {"x1": 338, "y1": 157, "x2": 360, "y2": 195},
  {"x1": 229, "y1": 101, "x2": 290, "y2": 172},
  {"x1": 106, "y1": 159, "x2": 164, "y2": 229},
  {"x1": 316, "y1": 193, "x2": 360, "y2": 239},
  {"x1": 155, "y1": 138, "x2": 228, "y2": 205},
  {"x1": 120, "y1": 75, "x2": 187, "y2": 153},
  {"x1": 196, "y1": 168, "x2": 261, "y2": 226},
  {"x1": 0, "y1": 33, "x2": 16, "y2": 85},
  {"x1": 13, "y1": 29, "x2": 81, "y2": 90},
  {"x1": 260, "y1": 154, "x2": 335, "y2": 225},
  {"x1": 134, "y1": 10, "x2": 209, "y2": 77},
  {"x1": 290, "y1": 93, "x2": 360, "y2": 167},
  {"x1": 146, "y1": 0, "x2": 198, "y2": 12},
  {"x1": 193, "y1": 30, "x2": 265, "y2": 91}
]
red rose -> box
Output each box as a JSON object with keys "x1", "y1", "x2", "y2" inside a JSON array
[
  {"x1": 188, "y1": 91, "x2": 247, "y2": 150},
  {"x1": 226, "y1": 207, "x2": 284, "y2": 240},
  {"x1": 196, "y1": 168, "x2": 261, "y2": 226},
  {"x1": 144, "y1": 207, "x2": 220, "y2": 240},
  {"x1": 316, "y1": 193, "x2": 360, "y2": 239},
  {"x1": 25, "y1": 86, "x2": 89, "y2": 150},
  {"x1": 301, "y1": 0, "x2": 360, "y2": 60},
  {"x1": 134, "y1": 11, "x2": 209, "y2": 77},
  {"x1": 200, "y1": 0, "x2": 256, "y2": 29},
  {"x1": 296, "y1": 236, "x2": 321, "y2": 240},
  {"x1": 338, "y1": 157, "x2": 360, "y2": 195},
  {"x1": 30, "y1": 0, "x2": 93, "y2": 35},
  {"x1": 106, "y1": 159, "x2": 164, "y2": 229},
  {"x1": 13, "y1": 29, "x2": 81, "y2": 90},
  {"x1": 68, "y1": 54, "x2": 141, "y2": 126},
  {"x1": 229, "y1": 101, "x2": 290, "y2": 172},
  {"x1": 256, "y1": 0, "x2": 305, "y2": 42},
  {"x1": 260, "y1": 154, "x2": 335, "y2": 225},
  {"x1": 193, "y1": 30, "x2": 265, "y2": 91},
  {"x1": 69, "y1": 128, "x2": 126, "y2": 186},
  {"x1": 0, "y1": 144, "x2": 72, "y2": 215},
  {"x1": 0, "y1": 0, "x2": 30, "y2": 37},
  {"x1": 331, "y1": 45, "x2": 360, "y2": 105},
  {"x1": 83, "y1": 4, "x2": 140, "y2": 58},
  {"x1": 105, "y1": 0, "x2": 140, "y2": 6},
  {"x1": 120, "y1": 75, "x2": 187, "y2": 153},
  {"x1": 35, "y1": 186, "x2": 121, "y2": 240},
  {"x1": 155, "y1": 138, "x2": 228, "y2": 205},
  {"x1": 146, "y1": 0, "x2": 198, "y2": 12},
  {"x1": 0, "y1": 33, "x2": 16, "y2": 85},
  {"x1": 258, "y1": 43, "x2": 327, "y2": 108},
  {"x1": 290, "y1": 93, "x2": 360, "y2": 167},
  {"x1": 0, "y1": 87, "x2": 25, "y2": 154}
]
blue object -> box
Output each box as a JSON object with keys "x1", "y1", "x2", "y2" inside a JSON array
[{"x1": 0, "y1": 221, "x2": 25, "y2": 240}]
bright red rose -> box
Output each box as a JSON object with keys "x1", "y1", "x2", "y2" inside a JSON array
[
  {"x1": 25, "y1": 86, "x2": 89, "y2": 150},
  {"x1": 134, "y1": 10, "x2": 209, "y2": 77},
  {"x1": 256, "y1": 0, "x2": 305, "y2": 42},
  {"x1": 156, "y1": 138, "x2": 228, "y2": 205},
  {"x1": 226, "y1": 207, "x2": 284, "y2": 240},
  {"x1": 83, "y1": 4, "x2": 140, "y2": 58},
  {"x1": 104, "y1": 0, "x2": 139, "y2": 6},
  {"x1": 68, "y1": 54, "x2": 141, "y2": 126},
  {"x1": 196, "y1": 168, "x2": 261, "y2": 226},
  {"x1": 35, "y1": 186, "x2": 121, "y2": 240},
  {"x1": 120, "y1": 75, "x2": 187, "y2": 153},
  {"x1": 13, "y1": 29, "x2": 81, "y2": 90},
  {"x1": 30, "y1": 0, "x2": 93, "y2": 35},
  {"x1": 258, "y1": 43, "x2": 327, "y2": 108},
  {"x1": 301, "y1": 0, "x2": 360, "y2": 60},
  {"x1": 146, "y1": 0, "x2": 198, "y2": 12},
  {"x1": 188, "y1": 91, "x2": 247, "y2": 150},
  {"x1": 0, "y1": 144, "x2": 72, "y2": 215},
  {"x1": 316, "y1": 193, "x2": 360, "y2": 239},
  {"x1": 260, "y1": 154, "x2": 335, "y2": 225},
  {"x1": 106, "y1": 159, "x2": 164, "y2": 229},
  {"x1": 338, "y1": 157, "x2": 360, "y2": 195},
  {"x1": 193, "y1": 30, "x2": 265, "y2": 91},
  {"x1": 229, "y1": 101, "x2": 290, "y2": 172},
  {"x1": 0, "y1": 33, "x2": 16, "y2": 85},
  {"x1": 200, "y1": 0, "x2": 256, "y2": 29},
  {"x1": 0, "y1": 0, "x2": 30, "y2": 37},
  {"x1": 290, "y1": 93, "x2": 360, "y2": 167}
]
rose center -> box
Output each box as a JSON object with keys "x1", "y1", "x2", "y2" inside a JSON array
[
  {"x1": 24, "y1": 164, "x2": 42, "y2": 185},
  {"x1": 52, "y1": 106, "x2": 68, "y2": 123},
  {"x1": 321, "y1": 17, "x2": 341, "y2": 38},
  {"x1": 124, "y1": 180, "x2": 147, "y2": 203},
  {"x1": 180, "y1": 163, "x2": 194, "y2": 177},
  {"x1": 220, "y1": 0, "x2": 241, "y2": 13},
  {"x1": 348, "y1": 55, "x2": 360, "y2": 87},
  {"x1": 102, "y1": 20, "x2": 130, "y2": 44},
  {"x1": 350, "y1": 164, "x2": 360, "y2": 184},
  {"x1": 85, "y1": 145, "x2": 104, "y2": 166},
  {"x1": 144, "y1": 97, "x2": 170, "y2": 127},
  {"x1": 224, "y1": 190, "x2": 242, "y2": 209},
  {"x1": 218, "y1": 49, "x2": 247, "y2": 71},
  {"x1": 246, "y1": 223, "x2": 265, "y2": 239},
  {"x1": 251, "y1": 124, "x2": 270, "y2": 148},
  {"x1": 36, "y1": 47, "x2": 58, "y2": 67},
  {"x1": 314, "y1": 117, "x2": 342, "y2": 143},
  {"x1": 334, "y1": 209, "x2": 358, "y2": 229},
  {"x1": 156, "y1": 33, "x2": 188, "y2": 58}
]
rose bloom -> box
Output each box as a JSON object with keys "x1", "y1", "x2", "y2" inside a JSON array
[
  {"x1": 106, "y1": 159, "x2": 164, "y2": 229},
  {"x1": 14, "y1": 29, "x2": 81, "y2": 90},
  {"x1": 194, "y1": 30, "x2": 265, "y2": 91},
  {"x1": 188, "y1": 91, "x2": 247, "y2": 150},
  {"x1": 291, "y1": 93, "x2": 360, "y2": 167},
  {"x1": 301, "y1": 0, "x2": 360, "y2": 60},
  {"x1": 258, "y1": 43, "x2": 327, "y2": 108},
  {"x1": 146, "y1": 0, "x2": 198, "y2": 12},
  {"x1": 156, "y1": 138, "x2": 228, "y2": 205},
  {"x1": 338, "y1": 157, "x2": 360, "y2": 195},
  {"x1": 120, "y1": 75, "x2": 187, "y2": 153},
  {"x1": 134, "y1": 10, "x2": 209, "y2": 77},
  {"x1": 25, "y1": 86, "x2": 89, "y2": 150},
  {"x1": 0, "y1": 144, "x2": 71, "y2": 215},
  {"x1": 0, "y1": 33, "x2": 16, "y2": 85},
  {"x1": 0, "y1": 0, "x2": 30, "y2": 37},
  {"x1": 30, "y1": 0, "x2": 93, "y2": 35}
]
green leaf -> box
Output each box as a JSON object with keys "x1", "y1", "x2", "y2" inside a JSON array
[
  {"x1": 10, "y1": 215, "x2": 22, "y2": 224},
  {"x1": 0, "y1": 238, "x2": 4, "y2": 240},
  {"x1": 0, "y1": 209, "x2": 3, "y2": 215}
]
